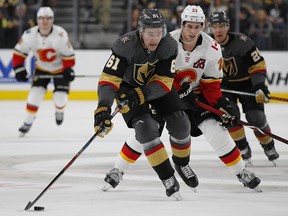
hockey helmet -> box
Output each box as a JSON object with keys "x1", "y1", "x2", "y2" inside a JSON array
[
  {"x1": 138, "y1": 9, "x2": 167, "y2": 37},
  {"x1": 209, "y1": 11, "x2": 230, "y2": 26},
  {"x1": 181, "y1": 5, "x2": 205, "y2": 26},
  {"x1": 37, "y1": 7, "x2": 54, "y2": 18}
]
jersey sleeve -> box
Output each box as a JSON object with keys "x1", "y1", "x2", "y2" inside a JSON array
[
  {"x1": 13, "y1": 30, "x2": 33, "y2": 68},
  {"x1": 56, "y1": 28, "x2": 75, "y2": 69},
  {"x1": 200, "y1": 41, "x2": 223, "y2": 106}
]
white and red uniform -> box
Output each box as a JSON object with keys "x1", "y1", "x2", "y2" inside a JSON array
[
  {"x1": 13, "y1": 25, "x2": 75, "y2": 73},
  {"x1": 171, "y1": 30, "x2": 223, "y2": 106}
]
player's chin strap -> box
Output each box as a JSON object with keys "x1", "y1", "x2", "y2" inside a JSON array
[
  {"x1": 221, "y1": 89, "x2": 288, "y2": 103},
  {"x1": 195, "y1": 100, "x2": 288, "y2": 145}
]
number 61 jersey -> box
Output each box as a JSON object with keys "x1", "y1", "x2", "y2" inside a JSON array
[{"x1": 171, "y1": 29, "x2": 223, "y2": 106}]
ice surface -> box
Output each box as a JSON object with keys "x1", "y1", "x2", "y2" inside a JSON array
[{"x1": 0, "y1": 101, "x2": 287, "y2": 216}]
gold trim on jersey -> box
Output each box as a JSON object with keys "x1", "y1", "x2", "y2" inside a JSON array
[
  {"x1": 61, "y1": 55, "x2": 75, "y2": 61},
  {"x1": 99, "y1": 72, "x2": 122, "y2": 89},
  {"x1": 200, "y1": 78, "x2": 222, "y2": 84},
  {"x1": 150, "y1": 74, "x2": 173, "y2": 90},
  {"x1": 227, "y1": 76, "x2": 251, "y2": 82},
  {"x1": 248, "y1": 60, "x2": 266, "y2": 74}
]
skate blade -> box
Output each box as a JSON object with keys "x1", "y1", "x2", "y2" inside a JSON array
[
  {"x1": 171, "y1": 191, "x2": 182, "y2": 201},
  {"x1": 254, "y1": 186, "x2": 262, "y2": 192},
  {"x1": 19, "y1": 132, "x2": 26, "y2": 137},
  {"x1": 102, "y1": 183, "x2": 113, "y2": 191},
  {"x1": 244, "y1": 159, "x2": 253, "y2": 167},
  {"x1": 190, "y1": 187, "x2": 197, "y2": 193},
  {"x1": 271, "y1": 160, "x2": 277, "y2": 167}
]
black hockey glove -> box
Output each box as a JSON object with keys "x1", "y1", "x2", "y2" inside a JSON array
[
  {"x1": 116, "y1": 87, "x2": 145, "y2": 113},
  {"x1": 94, "y1": 103, "x2": 113, "y2": 137},
  {"x1": 214, "y1": 96, "x2": 239, "y2": 128},
  {"x1": 178, "y1": 83, "x2": 199, "y2": 111},
  {"x1": 253, "y1": 83, "x2": 270, "y2": 103},
  {"x1": 14, "y1": 66, "x2": 28, "y2": 82},
  {"x1": 63, "y1": 67, "x2": 75, "y2": 81}
]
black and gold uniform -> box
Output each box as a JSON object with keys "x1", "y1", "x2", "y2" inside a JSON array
[
  {"x1": 94, "y1": 9, "x2": 192, "y2": 199},
  {"x1": 210, "y1": 10, "x2": 279, "y2": 163}
]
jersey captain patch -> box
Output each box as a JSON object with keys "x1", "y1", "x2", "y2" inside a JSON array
[{"x1": 223, "y1": 57, "x2": 238, "y2": 77}]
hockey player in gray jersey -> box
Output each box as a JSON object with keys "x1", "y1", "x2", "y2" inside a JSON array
[
  {"x1": 94, "y1": 9, "x2": 194, "y2": 200},
  {"x1": 209, "y1": 11, "x2": 279, "y2": 166}
]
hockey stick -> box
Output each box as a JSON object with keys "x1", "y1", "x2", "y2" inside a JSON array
[
  {"x1": 195, "y1": 100, "x2": 288, "y2": 145},
  {"x1": 24, "y1": 106, "x2": 122, "y2": 211},
  {"x1": 31, "y1": 74, "x2": 99, "y2": 80},
  {"x1": 221, "y1": 89, "x2": 288, "y2": 102}
]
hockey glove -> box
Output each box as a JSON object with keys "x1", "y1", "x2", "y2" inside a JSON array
[
  {"x1": 116, "y1": 87, "x2": 145, "y2": 114},
  {"x1": 63, "y1": 67, "x2": 75, "y2": 81},
  {"x1": 14, "y1": 66, "x2": 28, "y2": 82},
  {"x1": 178, "y1": 83, "x2": 199, "y2": 111},
  {"x1": 94, "y1": 103, "x2": 113, "y2": 138},
  {"x1": 253, "y1": 83, "x2": 270, "y2": 103},
  {"x1": 215, "y1": 96, "x2": 239, "y2": 128}
]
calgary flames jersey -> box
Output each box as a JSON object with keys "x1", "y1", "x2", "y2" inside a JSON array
[
  {"x1": 170, "y1": 29, "x2": 223, "y2": 106},
  {"x1": 13, "y1": 25, "x2": 75, "y2": 74}
]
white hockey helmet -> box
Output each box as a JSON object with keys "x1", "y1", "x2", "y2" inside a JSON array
[
  {"x1": 37, "y1": 7, "x2": 54, "y2": 18},
  {"x1": 181, "y1": 5, "x2": 205, "y2": 26}
]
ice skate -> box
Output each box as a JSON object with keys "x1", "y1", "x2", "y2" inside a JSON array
[
  {"x1": 19, "y1": 123, "x2": 32, "y2": 137},
  {"x1": 162, "y1": 175, "x2": 182, "y2": 201},
  {"x1": 239, "y1": 145, "x2": 253, "y2": 167},
  {"x1": 55, "y1": 112, "x2": 64, "y2": 125},
  {"x1": 102, "y1": 168, "x2": 123, "y2": 191},
  {"x1": 262, "y1": 141, "x2": 279, "y2": 166},
  {"x1": 237, "y1": 169, "x2": 261, "y2": 192},
  {"x1": 175, "y1": 164, "x2": 198, "y2": 192}
]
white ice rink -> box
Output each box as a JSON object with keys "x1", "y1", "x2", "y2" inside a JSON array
[{"x1": 1, "y1": 100, "x2": 287, "y2": 216}]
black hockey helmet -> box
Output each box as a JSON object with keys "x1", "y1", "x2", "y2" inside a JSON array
[
  {"x1": 209, "y1": 11, "x2": 230, "y2": 25},
  {"x1": 138, "y1": 9, "x2": 167, "y2": 37}
]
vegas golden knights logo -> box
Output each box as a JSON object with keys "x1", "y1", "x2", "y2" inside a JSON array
[
  {"x1": 223, "y1": 57, "x2": 237, "y2": 77},
  {"x1": 134, "y1": 61, "x2": 157, "y2": 85}
]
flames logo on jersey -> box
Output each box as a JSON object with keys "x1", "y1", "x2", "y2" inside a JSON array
[
  {"x1": 193, "y1": 58, "x2": 206, "y2": 69},
  {"x1": 134, "y1": 60, "x2": 158, "y2": 85},
  {"x1": 222, "y1": 57, "x2": 237, "y2": 77}
]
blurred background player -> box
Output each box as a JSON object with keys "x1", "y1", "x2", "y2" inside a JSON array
[
  {"x1": 101, "y1": 5, "x2": 261, "y2": 193},
  {"x1": 93, "y1": 8, "x2": 194, "y2": 200},
  {"x1": 13, "y1": 7, "x2": 75, "y2": 136},
  {"x1": 209, "y1": 11, "x2": 279, "y2": 166}
]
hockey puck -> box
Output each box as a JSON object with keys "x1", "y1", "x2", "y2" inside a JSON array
[{"x1": 34, "y1": 206, "x2": 45, "y2": 211}]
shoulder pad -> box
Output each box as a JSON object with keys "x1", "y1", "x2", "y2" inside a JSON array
[
  {"x1": 112, "y1": 31, "x2": 138, "y2": 58},
  {"x1": 157, "y1": 33, "x2": 178, "y2": 59},
  {"x1": 233, "y1": 32, "x2": 254, "y2": 50}
]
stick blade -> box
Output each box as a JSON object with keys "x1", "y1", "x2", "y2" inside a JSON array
[{"x1": 24, "y1": 201, "x2": 33, "y2": 210}]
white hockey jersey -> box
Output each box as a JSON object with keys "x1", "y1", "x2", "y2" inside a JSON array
[
  {"x1": 170, "y1": 29, "x2": 223, "y2": 105},
  {"x1": 13, "y1": 25, "x2": 75, "y2": 74}
]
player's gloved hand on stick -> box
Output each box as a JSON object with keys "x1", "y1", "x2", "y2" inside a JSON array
[
  {"x1": 94, "y1": 103, "x2": 113, "y2": 137},
  {"x1": 178, "y1": 83, "x2": 199, "y2": 111},
  {"x1": 116, "y1": 87, "x2": 145, "y2": 113},
  {"x1": 253, "y1": 83, "x2": 270, "y2": 103},
  {"x1": 63, "y1": 67, "x2": 75, "y2": 81},
  {"x1": 215, "y1": 96, "x2": 239, "y2": 128},
  {"x1": 15, "y1": 66, "x2": 28, "y2": 82}
]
